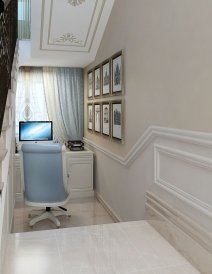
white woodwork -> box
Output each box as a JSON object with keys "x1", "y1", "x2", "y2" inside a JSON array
[
  {"x1": 154, "y1": 144, "x2": 212, "y2": 217},
  {"x1": 66, "y1": 149, "x2": 94, "y2": 198},
  {"x1": 146, "y1": 191, "x2": 212, "y2": 274},
  {"x1": 13, "y1": 156, "x2": 22, "y2": 199},
  {"x1": 84, "y1": 126, "x2": 212, "y2": 167}
]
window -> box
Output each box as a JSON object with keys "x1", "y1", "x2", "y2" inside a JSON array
[
  {"x1": 18, "y1": 0, "x2": 31, "y2": 39},
  {"x1": 15, "y1": 67, "x2": 49, "y2": 138}
]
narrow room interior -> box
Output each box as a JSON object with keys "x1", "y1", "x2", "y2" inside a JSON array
[{"x1": 0, "y1": 0, "x2": 212, "y2": 273}]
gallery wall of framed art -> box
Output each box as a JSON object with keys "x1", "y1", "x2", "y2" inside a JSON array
[{"x1": 86, "y1": 50, "x2": 124, "y2": 143}]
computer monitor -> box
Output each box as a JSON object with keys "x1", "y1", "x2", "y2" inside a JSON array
[{"x1": 19, "y1": 121, "x2": 53, "y2": 142}]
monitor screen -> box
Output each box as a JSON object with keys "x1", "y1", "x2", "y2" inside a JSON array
[{"x1": 19, "y1": 121, "x2": 53, "y2": 142}]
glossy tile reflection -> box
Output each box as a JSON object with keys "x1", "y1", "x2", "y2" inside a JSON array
[
  {"x1": 12, "y1": 197, "x2": 114, "y2": 233},
  {"x1": 4, "y1": 221, "x2": 200, "y2": 274}
]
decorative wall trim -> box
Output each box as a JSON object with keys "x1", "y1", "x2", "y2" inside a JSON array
[
  {"x1": 146, "y1": 191, "x2": 212, "y2": 273},
  {"x1": 95, "y1": 192, "x2": 122, "y2": 222},
  {"x1": 146, "y1": 191, "x2": 212, "y2": 252},
  {"x1": 154, "y1": 144, "x2": 212, "y2": 218},
  {"x1": 84, "y1": 126, "x2": 212, "y2": 167},
  {"x1": 84, "y1": 137, "x2": 125, "y2": 165}
]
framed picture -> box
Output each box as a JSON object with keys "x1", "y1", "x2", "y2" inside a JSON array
[
  {"x1": 112, "y1": 101, "x2": 122, "y2": 140},
  {"x1": 112, "y1": 52, "x2": 123, "y2": 94},
  {"x1": 94, "y1": 67, "x2": 101, "y2": 97},
  {"x1": 102, "y1": 102, "x2": 110, "y2": 136},
  {"x1": 102, "y1": 60, "x2": 110, "y2": 95},
  {"x1": 87, "y1": 71, "x2": 93, "y2": 99},
  {"x1": 94, "y1": 103, "x2": 101, "y2": 133},
  {"x1": 87, "y1": 104, "x2": 93, "y2": 131}
]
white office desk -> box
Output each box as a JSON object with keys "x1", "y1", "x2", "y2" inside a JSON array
[{"x1": 14, "y1": 148, "x2": 94, "y2": 201}]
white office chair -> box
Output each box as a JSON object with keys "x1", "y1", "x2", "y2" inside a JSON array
[{"x1": 21, "y1": 143, "x2": 71, "y2": 228}]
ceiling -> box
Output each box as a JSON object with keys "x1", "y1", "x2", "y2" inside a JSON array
[{"x1": 19, "y1": 0, "x2": 115, "y2": 67}]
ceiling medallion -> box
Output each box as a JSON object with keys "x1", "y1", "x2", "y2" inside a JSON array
[
  {"x1": 67, "y1": 0, "x2": 85, "y2": 7},
  {"x1": 54, "y1": 33, "x2": 83, "y2": 45}
]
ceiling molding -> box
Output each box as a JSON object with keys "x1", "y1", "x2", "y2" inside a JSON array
[
  {"x1": 40, "y1": 0, "x2": 105, "y2": 52},
  {"x1": 22, "y1": 0, "x2": 115, "y2": 67}
]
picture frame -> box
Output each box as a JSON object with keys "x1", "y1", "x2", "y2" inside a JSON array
[
  {"x1": 102, "y1": 102, "x2": 110, "y2": 136},
  {"x1": 94, "y1": 103, "x2": 101, "y2": 133},
  {"x1": 94, "y1": 67, "x2": 101, "y2": 97},
  {"x1": 87, "y1": 71, "x2": 93, "y2": 99},
  {"x1": 87, "y1": 104, "x2": 93, "y2": 131},
  {"x1": 112, "y1": 101, "x2": 122, "y2": 141},
  {"x1": 102, "y1": 59, "x2": 110, "y2": 96},
  {"x1": 112, "y1": 51, "x2": 123, "y2": 94}
]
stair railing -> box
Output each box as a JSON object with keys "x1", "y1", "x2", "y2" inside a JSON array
[{"x1": 0, "y1": 0, "x2": 17, "y2": 135}]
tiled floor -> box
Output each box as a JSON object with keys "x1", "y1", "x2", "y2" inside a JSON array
[
  {"x1": 12, "y1": 197, "x2": 114, "y2": 233},
  {"x1": 4, "y1": 221, "x2": 200, "y2": 274}
]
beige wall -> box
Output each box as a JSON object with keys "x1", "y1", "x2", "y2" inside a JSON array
[{"x1": 84, "y1": 0, "x2": 212, "y2": 156}]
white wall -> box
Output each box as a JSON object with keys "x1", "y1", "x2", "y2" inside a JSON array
[
  {"x1": 85, "y1": 127, "x2": 212, "y2": 229},
  {"x1": 85, "y1": 0, "x2": 212, "y2": 155},
  {"x1": 84, "y1": 0, "x2": 212, "y2": 222},
  {"x1": 85, "y1": 126, "x2": 212, "y2": 273}
]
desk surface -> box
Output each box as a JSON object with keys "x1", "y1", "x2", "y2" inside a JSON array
[{"x1": 15, "y1": 146, "x2": 93, "y2": 155}]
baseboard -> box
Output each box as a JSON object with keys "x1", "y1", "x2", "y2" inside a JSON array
[
  {"x1": 145, "y1": 191, "x2": 212, "y2": 274},
  {"x1": 15, "y1": 190, "x2": 94, "y2": 204},
  {"x1": 95, "y1": 192, "x2": 122, "y2": 223},
  {"x1": 71, "y1": 190, "x2": 94, "y2": 198}
]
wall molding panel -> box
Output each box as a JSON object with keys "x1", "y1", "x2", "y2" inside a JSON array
[
  {"x1": 154, "y1": 144, "x2": 212, "y2": 218},
  {"x1": 84, "y1": 126, "x2": 212, "y2": 167}
]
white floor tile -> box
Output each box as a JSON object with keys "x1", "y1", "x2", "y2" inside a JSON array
[
  {"x1": 4, "y1": 253, "x2": 63, "y2": 274},
  {"x1": 12, "y1": 197, "x2": 114, "y2": 233}
]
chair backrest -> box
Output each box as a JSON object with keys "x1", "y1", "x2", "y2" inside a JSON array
[{"x1": 21, "y1": 143, "x2": 69, "y2": 204}]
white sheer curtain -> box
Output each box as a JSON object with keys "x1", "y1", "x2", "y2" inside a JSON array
[
  {"x1": 42, "y1": 67, "x2": 66, "y2": 143},
  {"x1": 16, "y1": 67, "x2": 84, "y2": 142},
  {"x1": 15, "y1": 67, "x2": 49, "y2": 138}
]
